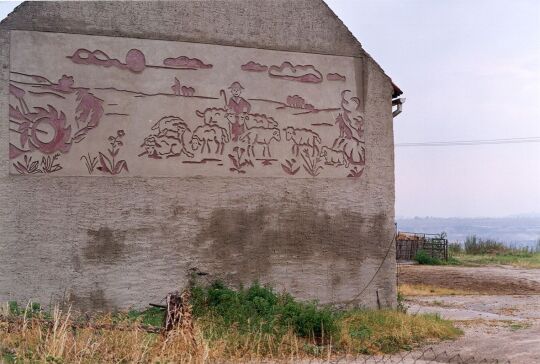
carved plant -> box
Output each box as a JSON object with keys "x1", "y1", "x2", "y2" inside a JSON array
[
  {"x1": 81, "y1": 153, "x2": 99, "y2": 174},
  {"x1": 347, "y1": 167, "x2": 364, "y2": 178},
  {"x1": 300, "y1": 148, "x2": 323, "y2": 177},
  {"x1": 13, "y1": 153, "x2": 63, "y2": 175},
  {"x1": 41, "y1": 153, "x2": 62, "y2": 173},
  {"x1": 228, "y1": 146, "x2": 253, "y2": 174},
  {"x1": 281, "y1": 158, "x2": 300, "y2": 176},
  {"x1": 13, "y1": 155, "x2": 41, "y2": 174},
  {"x1": 97, "y1": 130, "x2": 128, "y2": 175}
]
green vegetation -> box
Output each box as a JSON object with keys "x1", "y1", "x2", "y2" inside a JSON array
[
  {"x1": 464, "y1": 235, "x2": 508, "y2": 254},
  {"x1": 190, "y1": 281, "x2": 338, "y2": 341},
  {"x1": 0, "y1": 282, "x2": 462, "y2": 362},
  {"x1": 508, "y1": 322, "x2": 532, "y2": 331},
  {"x1": 414, "y1": 249, "x2": 443, "y2": 265},
  {"x1": 453, "y1": 252, "x2": 540, "y2": 268},
  {"x1": 415, "y1": 236, "x2": 540, "y2": 268},
  {"x1": 413, "y1": 249, "x2": 460, "y2": 266},
  {"x1": 448, "y1": 235, "x2": 540, "y2": 268}
]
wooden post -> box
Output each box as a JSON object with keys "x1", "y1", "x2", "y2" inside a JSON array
[{"x1": 163, "y1": 289, "x2": 194, "y2": 334}]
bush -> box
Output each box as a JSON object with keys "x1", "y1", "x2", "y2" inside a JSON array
[
  {"x1": 448, "y1": 242, "x2": 462, "y2": 254},
  {"x1": 464, "y1": 235, "x2": 507, "y2": 254},
  {"x1": 414, "y1": 249, "x2": 442, "y2": 265},
  {"x1": 191, "y1": 281, "x2": 338, "y2": 341}
]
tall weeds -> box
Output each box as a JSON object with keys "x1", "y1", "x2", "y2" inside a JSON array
[{"x1": 0, "y1": 283, "x2": 461, "y2": 362}]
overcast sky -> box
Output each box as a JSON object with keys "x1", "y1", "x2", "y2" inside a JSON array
[
  {"x1": 1, "y1": 1, "x2": 539, "y2": 218},
  {"x1": 327, "y1": 0, "x2": 540, "y2": 218}
]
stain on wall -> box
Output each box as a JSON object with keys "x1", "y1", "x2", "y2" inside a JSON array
[{"x1": 83, "y1": 227, "x2": 127, "y2": 264}]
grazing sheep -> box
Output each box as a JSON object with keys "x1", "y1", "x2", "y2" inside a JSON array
[
  {"x1": 245, "y1": 113, "x2": 279, "y2": 129},
  {"x1": 284, "y1": 127, "x2": 321, "y2": 156},
  {"x1": 240, "y1": 127, "x2": 281, "y2": 158},
  {"x1": 195, "y1": 107, "x2": 233, "y2": 140},
  {"x1": 190, "y1": 124, "x2": 229, "y2": 154}
]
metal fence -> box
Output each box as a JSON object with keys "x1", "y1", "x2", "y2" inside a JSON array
[{"x1": 396, "y1": 232, "x2": 448, "y2": 261}]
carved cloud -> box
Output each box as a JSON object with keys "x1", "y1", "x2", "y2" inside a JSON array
[
  {"x1": 268, "y1": 62, "x2": 323, "y2": 83},
  {"x1": 163, "y1": 56, "x2": 213, "y2": 69},
  {"x1": 327, "y1": 73, "x2": 346, "y2": 82},
  {"x1": 241, "y1": 61, "x2": 268, "y2": 72}
]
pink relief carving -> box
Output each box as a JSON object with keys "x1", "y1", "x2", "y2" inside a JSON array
[
  {"x1": 9, "y1": 144, "x2": 28, "y2": 159},
  {"x1": 75, "y1": 89, "x2": 104, "y2": 130},
  {"x1": 125, "y1": 49, "x2": 147, "y2": 72},
  {"x1": 12, "y1": 154, "x2": 62, "y2": 175},
  {"x1": 163, "y1": 56, "x2": 212, "y2": 69},
  {"x1": 239, "y1": 127, "x2": 281, "y2": 158},
  {"x1": 96, "y1": 130, "x2": 128, "y2": 175},
  {"x1": 182, "y1": 158, "x2": 221, "y2": 164},
  {"x1": 284, "y1": 127, "x2": 321, "y2": 157},
  {"x1": 347, "y1": 167, "x2": 364, "y2": 178},
  {"x1": 281, "y1": 158, "x2": 300, "y2": 175},
  {"x1": 330, "y1": 90, "x2": 366, "y2": 166},
  {"x1": 268, "y1": 62, "x2": 323, "y2": 83},
  {"x1": 241, "y1": 61, "x2": 268, "y2": 72},
  {"x1": 68, "y1": 48, "x2": 146, "y2": 73},
  {"x1": 49, "y1": 75, "x2": 75, "y2": 92},
  {"x1": 14, "y1": 105, "x2": 72, "y2": 155},
  {"x1": 327, "y1": 73, "x2": 346, "y2": 82},
  {"x1": 171, "y1": 77, "x2": 196, "y2": 97},
  {"x1": 257, "y1": 158, "x2": 278, "y2": 166},
  {"x1": 320, "y1": 146, "x2": 349, "y2": 167},
  {"x1": 228, "y1": 146, "x2": 254, "y2": 174},
  {"x1": 285, "y1": 95, "x2": 315, "y2": 110},
  {"x1": 190, "y1": 124, "x2": 230, "y2": 155},
  {"x1": 9, "y1": 84, "x2": 25, "y2": 98},
  {"x1": 300, "y1": 149, "x2": 323, "y2": 177},
  {"x1": 139, "y1": 116, "x2": 194, "y2": 159}
]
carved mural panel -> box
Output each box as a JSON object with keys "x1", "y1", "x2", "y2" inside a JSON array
[{"x1": 9, "y1": 31, "x2": 365, "y2": 178}]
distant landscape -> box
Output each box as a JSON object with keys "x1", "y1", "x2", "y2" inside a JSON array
[{"x1": 396, "y1": 216, "x2": 540, "y2": 248}]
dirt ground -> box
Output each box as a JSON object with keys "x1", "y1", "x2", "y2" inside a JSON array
[
  {"x1": 398, "y1": 264, "x2": 540, "y2": 295},
  {"x1": 398, "y1": 264, "x2": 540, "y2": 364}
]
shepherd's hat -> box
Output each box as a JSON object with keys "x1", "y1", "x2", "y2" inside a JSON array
[{"x1": 228, "y1": 81, "x2": 244, "y2": 90}]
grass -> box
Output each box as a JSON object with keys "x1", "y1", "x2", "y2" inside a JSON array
[
  {"x1": 0, "y1": 283, "x2": 462, "y2": 362},
  {"x1": 417, "y1": 236, "x2": 540, "y2": 268},
  {"x1": 507, "y1": 322, "x2": 532, "y2": 331},
  {"x1": 452, "y1": 251, "x2": 540, "y2": 268}
]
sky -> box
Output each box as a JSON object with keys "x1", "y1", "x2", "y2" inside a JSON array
[
  {"x1": 325, "y1": 0, "x2": 540, "y2": 218},
  {"x1": 1, "y1": 1, "x2": 539, "y2": 218}
]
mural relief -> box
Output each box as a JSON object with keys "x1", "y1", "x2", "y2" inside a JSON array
[{"x1": 9, "y1": 31, "x2": 366, "y2": 178}]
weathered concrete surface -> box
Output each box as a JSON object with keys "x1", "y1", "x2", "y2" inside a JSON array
[{"x1": 0, "y1": 1, "x2": 397, "y2": 310}]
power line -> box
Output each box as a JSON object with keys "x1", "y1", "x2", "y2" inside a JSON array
[{"x1": 395, "y1": 136, "x2": 540, "y2": 147}]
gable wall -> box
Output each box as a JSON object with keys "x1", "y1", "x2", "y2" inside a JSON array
[{"x1": 0, "y1": 0, "x2": 396, "y2": 310}]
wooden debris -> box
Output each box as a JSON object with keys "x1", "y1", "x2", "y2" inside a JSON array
[{"x1": 163, "y1": 289, "x2": 194, "y2": 334}]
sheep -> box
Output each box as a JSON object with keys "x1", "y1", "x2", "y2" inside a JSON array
[
  {"x1": 190, "y1": 124, "x2": 229, "y2": 154},
  {"x1": 284, "y1": 127, "x2": 321, "y2": 156},
  {"x1": 244, "y1": 113, "x2": 279, "y2": 129},
  {"x1": 195, "y1": 107, "x2": 233, "y2": 140},
  {"x1": 240, "y1": 127, "x2": 281, "y2": 158},
  {"x1": 147, "y1": 116, "x2": 193, "y2": 158},
  {"x1": 319, "y1": 146, "x2": 349, "y2": 167}
]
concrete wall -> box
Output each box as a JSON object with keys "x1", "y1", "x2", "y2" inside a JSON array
[{"x1": 0, "y1": 1, "x2": 397, "y2": 310}]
